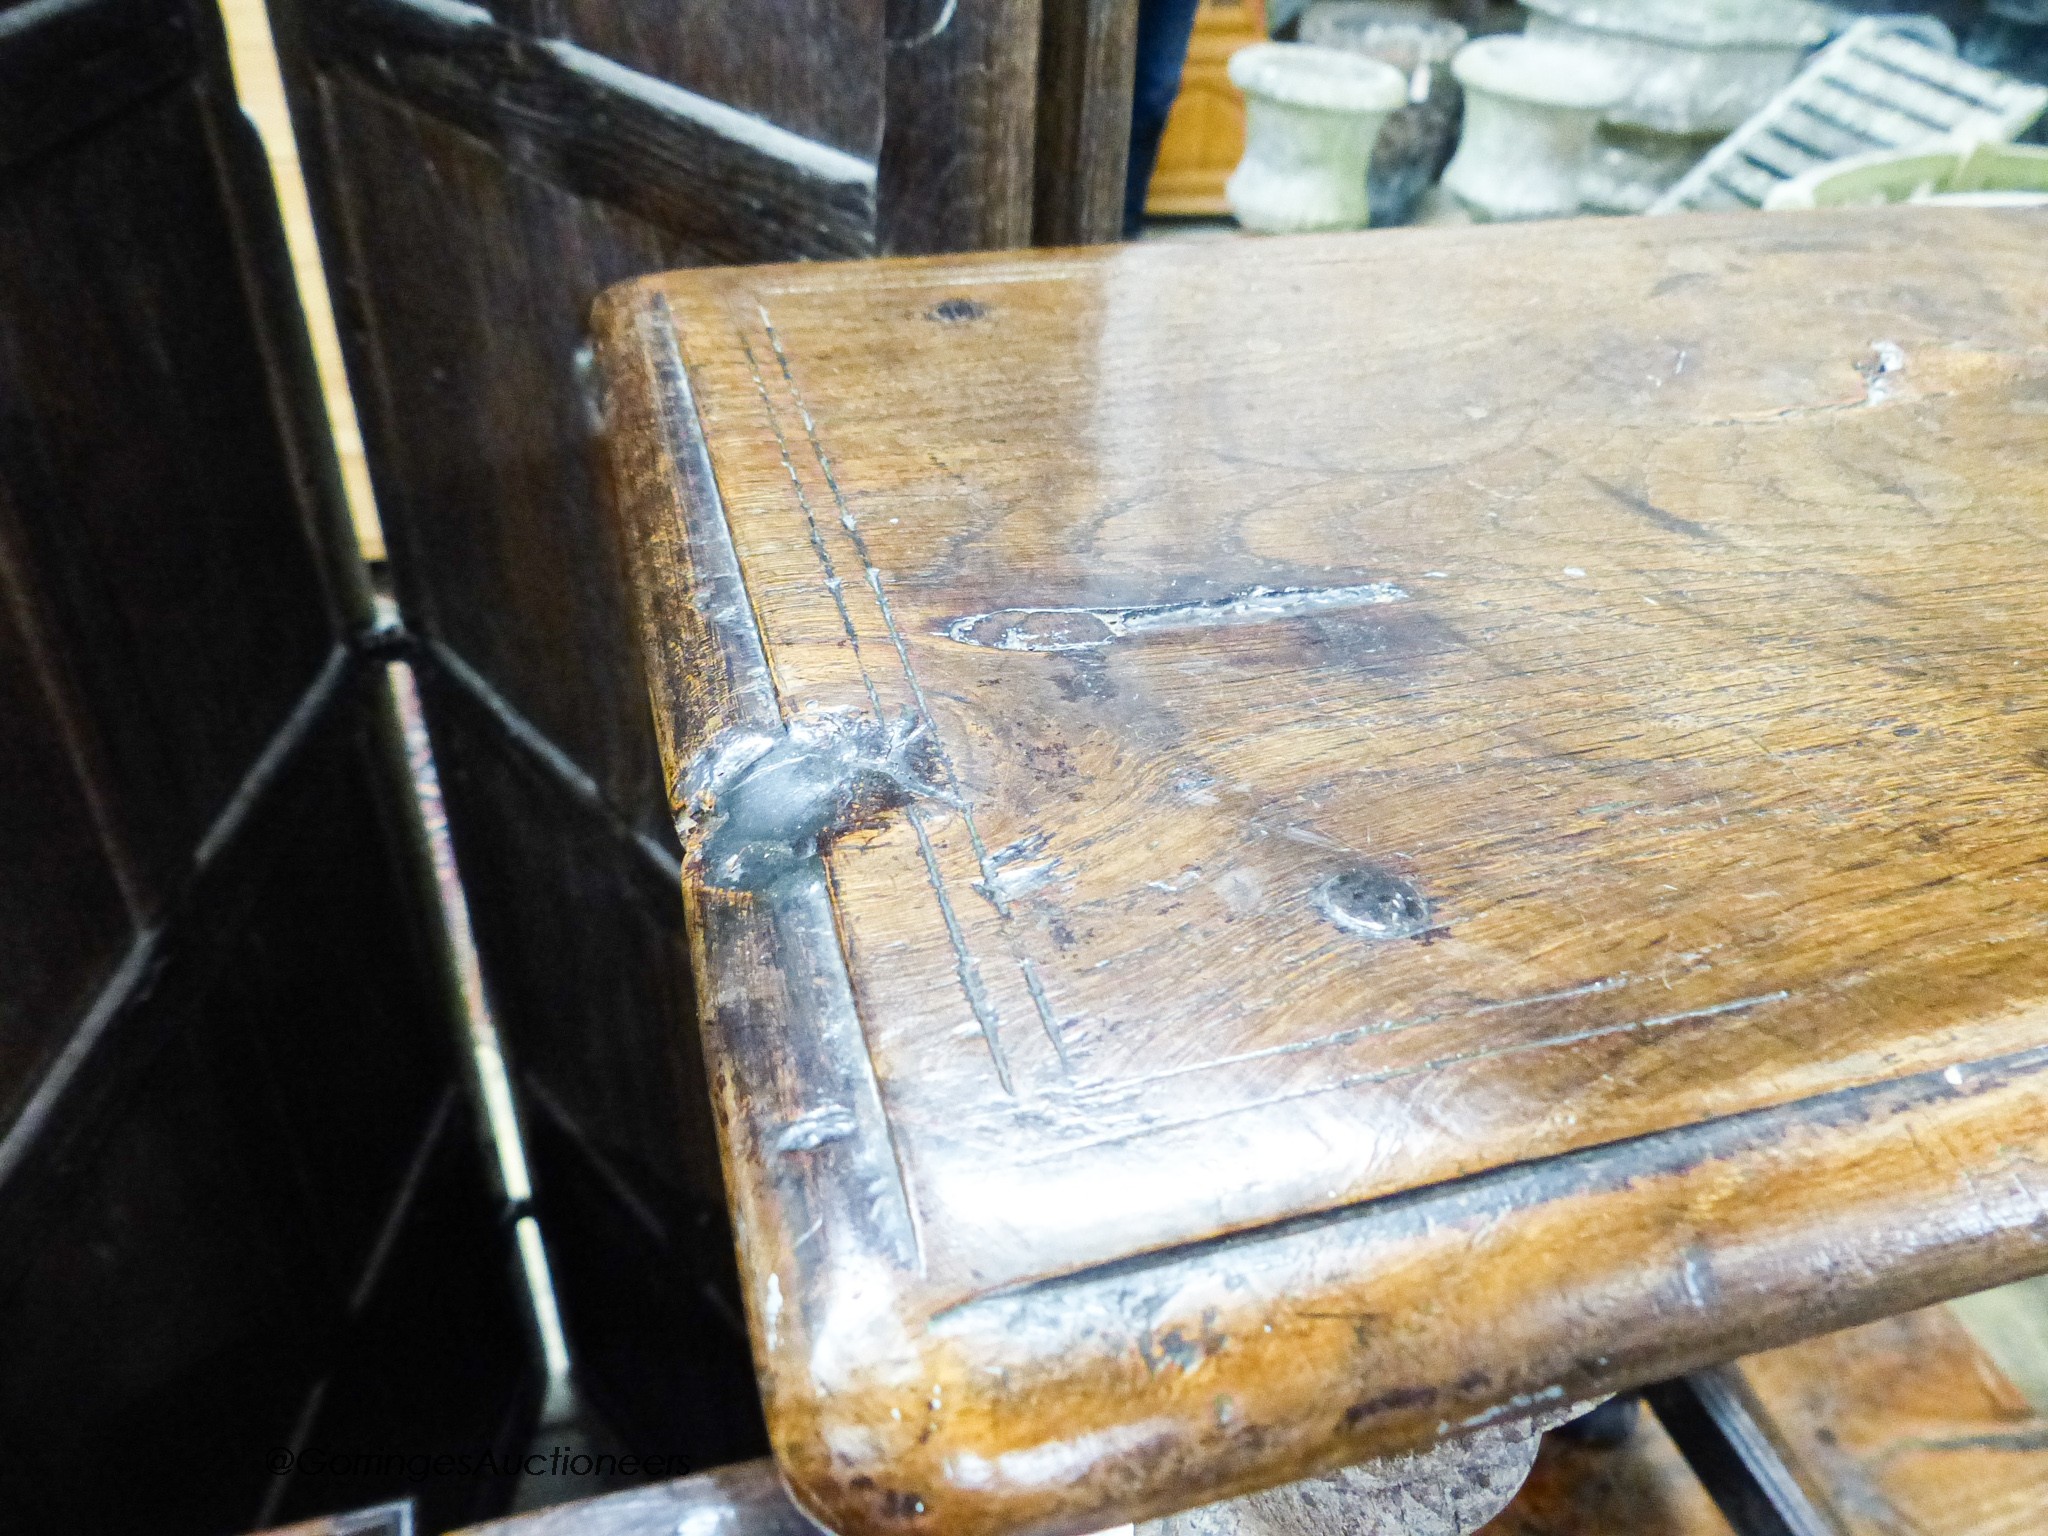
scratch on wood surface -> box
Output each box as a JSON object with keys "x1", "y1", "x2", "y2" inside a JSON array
[
  {"x1": 941, "y1": 583, "x2": 1410, "y2": 652},
  {"x1": 757, "y1": 306, "x2": 1072, "y2": 1075},
  {"x1": 912, "y1": 807, "x2": 1018, "y2": 1094},
  {"x1": 1869, "y1": 1426, "x2": 2048, "y2": 1459},
  {"x1": 1068, "y1": 976, "x2": 1637, "y2": 1096},
  {"x1": 1027, "y1": 991, "x2": 1794, "y2": 1161}
]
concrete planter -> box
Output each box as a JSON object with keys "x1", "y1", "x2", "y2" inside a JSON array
[
  {"x1": 1225, "y1": 43, "x2": 1411, "y2": 233},
  {"x1": 1579, "y1": 122, "x2": 1724, "y2": 213},
  {"x1": 1521, "y1": 0, "x2": 1832, "y2": 135},
  {"x1": 1441, "y1": 35, "x2": 1630, "y2": 221},
  {"x1": 1299, "y1": 4, "x2": 1470, "y2": 225}
]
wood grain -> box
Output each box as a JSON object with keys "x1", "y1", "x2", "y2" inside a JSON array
[
  {"x1": 304, "y1": 0, "x2": 879, "y2": 264},
  {"x1": 307, "y1": 76, "x2": 688, "y2": 825},
  {"x1": 0, "y1": 554, "x2": 135, "y2": 1131},
  {"x1": 286, "y1": 88, "x2": 759, "y2": 1460},
  {"x1": 596, "y1": 207, "x2": 2048, "y2": 1536},
  {"x1": 0, "y1": 0, "x2": 195, "y2": 171},
  {"x1": 0, "y1": 79, "x2": 336, "y2": 902},
  {"x1": 1034, "y1": 0, "x2": 1139, "y2": 245},
  {"x1": 879, "y1": 0, "x2": 1044, "y2": 253},
  {"x1": 550, "y1": 0, "x2": 884, "y2": 158},
  {"x1": 1738, "y1": 1305, "x2": 2048, "y2": 1535}
]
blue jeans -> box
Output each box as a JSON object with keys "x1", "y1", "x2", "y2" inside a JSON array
[{"x1": 1124, "y1": 0, "x2": 1206, "y2": 236}]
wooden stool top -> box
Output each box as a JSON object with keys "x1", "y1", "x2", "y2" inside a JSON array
[{"x1": 593, "y1": 207, "x2": 2048, "y2": 1536}]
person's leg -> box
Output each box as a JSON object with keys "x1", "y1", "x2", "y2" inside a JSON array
[{"x1": 1124, "y1": 0, "x2": 1206, "y2": 236}]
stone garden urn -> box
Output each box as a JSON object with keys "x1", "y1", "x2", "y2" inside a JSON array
[
  {"x1": 1441, "y1": 35, "x2": 1630, "y2": 221},
  {"x1": 1522, "y1": 0, "x2": 1834, "y2": 133},
  {"x1": 1520, "y1": 0, "x2": 1835, "y2": 211},
  {"x1": 1225, "y1": 43, "x2": 1411, "y2": 232},
  {"x1": 1299, "y1": 3, "x2": 1470, "y2": 225}
]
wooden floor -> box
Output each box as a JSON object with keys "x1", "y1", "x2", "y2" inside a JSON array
[
  {"x1": 217, "y1": 0, "x2": 384, "y2": 561},
  {"x1": 1479, "y1": 1300, "x2": 2048, "y2": 1536}
]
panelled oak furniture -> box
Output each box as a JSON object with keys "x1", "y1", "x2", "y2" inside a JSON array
[
  {"x1": 0, "y1": 0, "x2": 535, "y2": 1530},
  {"x1": 593, "y1": 205, "x2": 2048, "y2": 1536},
  {"x1": 265, "y1": 0, "x2": 1139, "y2": 1457}
]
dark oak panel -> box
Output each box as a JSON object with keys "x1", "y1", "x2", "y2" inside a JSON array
[
  {"x1": 595, "y1": 208, "x2": 2048, "y2": 1536},
  {"x1": 314, "y1": 78, "x2": 688, "y2": 828},
  {"x1": 522, "y1": 1089, "x2": 767, "y2": 1469},
  {"x1": 0, "y1": 652, "x2": 537, "y2": 1531},
  {"x1": 0, "y1": 577, "x2": 132, "y2": 1126},
  {"x1": 417, "y1": 659, "x2": 763, "y2": 1463},
  {"x1": 0, "y1": 0, "x2": 195, "y2": 170},
  {"x1": 418, "y1": 661, "x2": 709, "y2": 1211},
  {"x1": 552, "y1": 0, "x2": 883, "y2": 157},
  {"x1": 0, "y1": 703, "x2": 507, "y2": 1536},
  {"x1": 0, "y1": 82, "x2": 337, "y2": 904},
  {"x1": 0, "y1": 1, "x2": 534, "y2": 1529},
  {"x1": 298, "y1": 0, "x2": 877, "y2": 265},
  {"x1": 0, "y1": 1022, "x2": 326, "y2": 1533},
  {"x1": 269, "y1": 1089, "x2": 536, "y2": 1532},
  {"x1": 879, "y1": 0, "x2": 1043, "y2": 253},
  {"x1": 200, "y1": 709, "x2": 456, "y2": 1289},
  {"x1": 1034, "y1": 0, "x2": 1137, "y2": 245}
]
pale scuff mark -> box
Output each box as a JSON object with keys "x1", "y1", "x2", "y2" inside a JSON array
[
  {"x1": 941, "y1": 582, "x2": 1409, "y2": 653},
  {"x1": 776, "y1": 1102, "x2": 859, "y2": 1154},
  {"x1": 396, "y1": 0, "x2": 492, "y2": 26},
  {"x1": 943, "y1": 1418, "x2": 1180, "y2": 1493},
  {"x1": 1215, "y1": 867, "x2": 1267, "y2": 917},
  {"x1": 1459, "y1": 1383, "x2": 1565, "y2": 1429},
  {"x1": 1146, "y1": 866, "x2": 1205, "y2": 893},
  {"x1": 1861, "y1": 339, "x2": 1908, "y2": 404},
  {"x1": 1714, "y1": 340, "x2": 1909, "y2": 424},
  {"x1": 978, "y1": 856, "x2": 1065, "y2": 904},
  {"x1": 1680, "y1": 1247, "x2": 1715, "y2": 1308}
]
